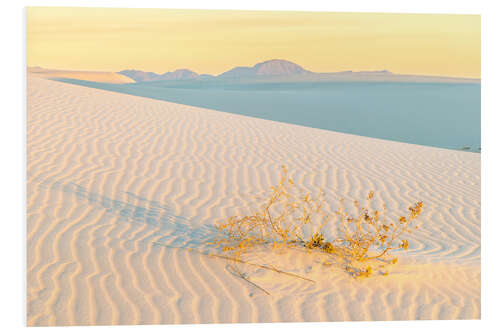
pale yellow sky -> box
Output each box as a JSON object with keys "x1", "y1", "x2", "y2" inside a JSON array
[{"x1": 27, "y1": 7, "x2": 481, "y2": 78}]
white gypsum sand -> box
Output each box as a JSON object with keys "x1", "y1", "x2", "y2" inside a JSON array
[
  {"x1": 27, "y1": 75, "x2": 480, "y2": 326},
  {"x1": 27, "y1": 67, "x2": 136, "y2": 83}
]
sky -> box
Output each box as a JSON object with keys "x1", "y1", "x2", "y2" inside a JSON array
[{"x1": 27, "y1": 7, "x2": 481, "y2": 78}]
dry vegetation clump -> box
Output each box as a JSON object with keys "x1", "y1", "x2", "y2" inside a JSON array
[{"x1": 213, "y1": 166, "x2": 423, "y2": 278}]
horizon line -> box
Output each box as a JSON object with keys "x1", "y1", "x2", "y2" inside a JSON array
[{"x1": 27, "y1": 63, "x2": 482, "y2": 81}]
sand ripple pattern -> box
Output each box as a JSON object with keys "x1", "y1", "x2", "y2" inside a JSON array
[{"x1": 27, "y1": 77, "x2": 480, "y2": 325}]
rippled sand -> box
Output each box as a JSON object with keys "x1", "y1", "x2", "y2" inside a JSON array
[{"x1": 27, "y1": 75, "x2": 480, "y2": 325}]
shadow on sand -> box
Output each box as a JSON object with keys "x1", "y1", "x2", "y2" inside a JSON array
[{"x1": 37, "y1": 177, "x2": 219, "y2": 249}]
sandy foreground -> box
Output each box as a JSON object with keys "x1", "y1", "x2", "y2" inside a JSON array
[{"x1": 27, "y1": 75, "x2": 480, "y2": 326}]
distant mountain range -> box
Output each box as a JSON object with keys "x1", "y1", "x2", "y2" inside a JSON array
[
  {"x1": 119, "y1": 68, "x2": 201, "y2": 81},
  {"x1": 114, "y1": 59, "x2": 479, "y2": 84}
]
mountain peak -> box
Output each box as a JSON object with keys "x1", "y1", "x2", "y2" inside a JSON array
[
  {"x1": 118, "y1": 69, "x2": 159, "y2": 82},
  {"x1": 219, "y1": 59, "x2": 310, "y2": 78},
  {"x1": 159, "y1": 69, "x2": 198, "y2": 80},
  {"x1": 253, "y1": 59, "x2": 310, "y2": 75},
  {"x1": 119, "y1": 68, "x2": 199, "y2": 82}
]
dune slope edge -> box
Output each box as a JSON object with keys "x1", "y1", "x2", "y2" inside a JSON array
[{"x1": 27, "y1": 76, "x2": 480, "y2": 325}]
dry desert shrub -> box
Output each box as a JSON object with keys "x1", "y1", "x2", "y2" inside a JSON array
[{"x1": 213, "y1": 166, "x2": 423, "y2": 278}]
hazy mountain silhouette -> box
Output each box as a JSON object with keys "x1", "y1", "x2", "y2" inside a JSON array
[
  {"x1": 118, "y1": 59, "x2": 479, "y2": 84},
  {"x1": 118, "y1": 68, "x2": 198, "y2": 81},
  {"x1": 157, "y1": 69, "x2": 198, "y2": 80},
  {"x1": 119, "y1": 59, "x2": 310, "y2": 82},
  {"x1": 219, "y1": 59, "x2": 311, "y2": 78},
  {"x1": 118, "y1": 69, "x2": 159, "y2": 82}
]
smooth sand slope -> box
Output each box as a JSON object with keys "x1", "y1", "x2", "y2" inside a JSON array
[
  {"x1": 27, "y1": 75, "x2": 480, "y2": 326},
  {"x1": 28, "y1": 67, "x2": 135, "y2": 83}
]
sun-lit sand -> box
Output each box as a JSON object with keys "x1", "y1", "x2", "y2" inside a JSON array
[
  {"x1": 27, "y1": 75, "x2": 480, "y2": 326},
  {"x1": 28, "y1": 67, "x2": 135, "y2": 83}
]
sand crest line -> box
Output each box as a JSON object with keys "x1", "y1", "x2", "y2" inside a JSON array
[{"x1": 27, "y1": 76, "x2": 480, "y2": 324}]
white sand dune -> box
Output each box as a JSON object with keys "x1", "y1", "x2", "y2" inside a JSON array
[
  {"x1": 28, "y1": 67, "x2": 135, "y2": 83},
  {"x1": 27, "y1": 75, "x2": 480, "y2": 326}
]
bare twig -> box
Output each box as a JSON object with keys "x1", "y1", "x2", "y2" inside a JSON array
[
  {"x1": 153, "y1": 242, "x2": 315, "y2": 283},
  {"x1": 213, "y1": 166, "x2": 423, "y2": 278},
  {"x1": 226, "y1": 264, "x2": 271, "y2": 295}
]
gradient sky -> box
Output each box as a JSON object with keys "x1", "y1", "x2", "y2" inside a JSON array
[{"x1": 27, "y1": 7, "x2": 481, "y2": 78}]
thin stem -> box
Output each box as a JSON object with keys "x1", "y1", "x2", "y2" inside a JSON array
[{"x1": 153, "y1": 242, "x2": 315, "y2": 283}]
